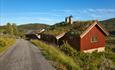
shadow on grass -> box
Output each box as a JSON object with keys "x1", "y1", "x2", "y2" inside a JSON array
[{"x1": 111, "y1": 48, "x2": 115, "y2": 53}]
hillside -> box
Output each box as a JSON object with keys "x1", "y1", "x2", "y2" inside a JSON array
[
  {"x1": 0, "y1": 23, "x2": 49, "y2": 33},
  {"x1": 18, "y1": 23, "x2": 49, "y2": 30},
  {"x1": 100, "y1": 18, "x2": 115, "y2": 31},
  {"x1": 18, "y1": 23, "x2": 49, "y2": 33}
]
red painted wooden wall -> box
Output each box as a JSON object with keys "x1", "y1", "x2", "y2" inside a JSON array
[{"x1": 80, "y1": 25, "x2": 106, "y2": 51}]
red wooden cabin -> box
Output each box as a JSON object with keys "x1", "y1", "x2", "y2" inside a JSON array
[{"x1": 58, "y1": 20, "x2": 109, "y2": 53}]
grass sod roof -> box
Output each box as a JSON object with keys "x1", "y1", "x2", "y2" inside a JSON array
[{"x1": 43, "y1": 20, "x2": 96, "y2": 36}]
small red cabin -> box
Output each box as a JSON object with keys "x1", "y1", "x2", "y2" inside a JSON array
[{"x1": 58, "y1": 20, "x2": 109, "y2": 53}]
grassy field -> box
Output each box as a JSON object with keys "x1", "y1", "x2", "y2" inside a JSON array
[
  {"x1": 31, "y1": 36, "x2": 115, "y2": 70},
  {"x1": 0, "y1": 35, "x2": 16, "y2": 53},
  {"x1": 32, "y1": 40, "x2": 81, "y2": 70}
]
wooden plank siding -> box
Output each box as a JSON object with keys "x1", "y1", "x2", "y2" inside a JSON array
[{"x1": 80, "y1": 25, "x2": 105, "y2": 51}]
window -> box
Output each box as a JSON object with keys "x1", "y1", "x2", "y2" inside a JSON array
[{"x1": 91, "y1": 36, "x2": 98, "y2": 43}]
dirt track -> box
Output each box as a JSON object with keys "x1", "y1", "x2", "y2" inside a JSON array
[{"x1": 0, "y1": 39, "x2": 55, "y2": 70}]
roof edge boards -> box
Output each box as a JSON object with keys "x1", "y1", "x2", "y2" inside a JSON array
[{"x1": 80, "y1": 21, "x2": 97, "y2": 38}]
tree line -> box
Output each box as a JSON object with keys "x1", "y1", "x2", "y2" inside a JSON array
[{"x1": 1, "y1": 23, "x2": 21, "y2": 37}]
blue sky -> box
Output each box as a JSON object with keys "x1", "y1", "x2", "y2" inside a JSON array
[{"x1": 0, "y1": 0, "x2": 115, "y2": 25}]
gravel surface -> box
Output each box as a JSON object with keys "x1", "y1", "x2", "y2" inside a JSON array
[{"x1": 0, "y1": 39, "x2": 56, "y2": 70}]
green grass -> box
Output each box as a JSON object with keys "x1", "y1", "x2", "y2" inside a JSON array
[
  {"x1": 0, "y1": 35, "x2": 15, "y2": 53},
  {"x1": 31, "y1": 36, "x2": 115, "y2": 70},
  {"x1": 31, "y1": 40, "x2": 81, "y2": 70}
]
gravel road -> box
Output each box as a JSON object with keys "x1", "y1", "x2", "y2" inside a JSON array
[{"x1": 0, "y1": 39, "x2": 56, "y2": 70}]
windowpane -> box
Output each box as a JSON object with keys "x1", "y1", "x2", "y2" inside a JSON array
[{"x1": 91, "y1": 36, "x2": 98, "y2": 43}]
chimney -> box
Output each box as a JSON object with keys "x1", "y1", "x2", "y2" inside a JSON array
[
  {"x1": 65, "y1": 17, "x2": 69, "y2": 24},
  {"x1": 69, "y1": 15, "x2": 73, "y2": 24},
  {"x1": 65, "y1": 15, "x2": 73, "y2": 24}
]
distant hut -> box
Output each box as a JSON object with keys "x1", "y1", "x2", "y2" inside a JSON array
[
  {"x1": 38, "y1": 34, "x2": 57, "y2": 44},
  {"x1": 25, "y1": 29, "x2": 45, "y2": 40}
]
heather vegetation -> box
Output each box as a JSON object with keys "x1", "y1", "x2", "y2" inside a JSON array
[
  {"x1": 32, "y1": 39, "x2": 115, "y2": 70},
  {"x1": 0, "y1": 35, "x2": 15, "y2": 53},
  {"x1": 100, "y1": 18, "x2": 115, "y2": 31},
  {"x1": 61, "y1": 42, "x2": 115, "y2": 70}
]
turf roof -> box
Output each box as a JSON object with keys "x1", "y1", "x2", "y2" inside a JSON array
[{"x1": 43, "y1": 20, "x2": 95, "y2": 36}]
